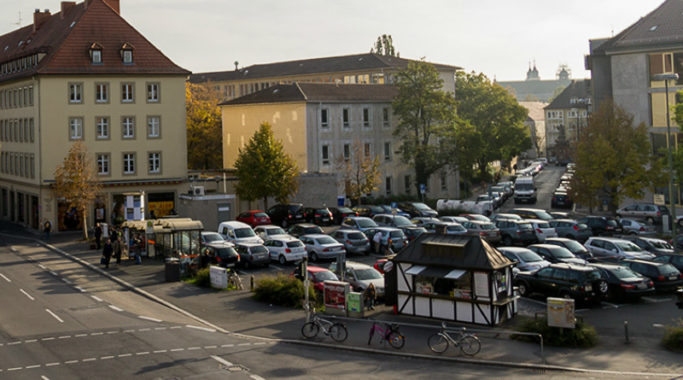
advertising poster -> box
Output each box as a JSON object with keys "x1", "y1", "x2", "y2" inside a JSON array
[
  {"x1": 323, "y1": 281, "x2": 349, "y2": 311},
  {"x1": 547, "y1": 297, "x2": 575, "y2": 329}
]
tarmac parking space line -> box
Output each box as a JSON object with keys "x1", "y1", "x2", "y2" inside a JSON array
[{"x1": 642, "y1": 296, "x2": 672, "y2": 303}]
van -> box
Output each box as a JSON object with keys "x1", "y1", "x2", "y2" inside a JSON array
[
  {"x1": 514, "y1": 176, "x2": 537, "y2": 204},
  {"x1": 218, "y1": 221, "x2": 263, "y2": 245}
]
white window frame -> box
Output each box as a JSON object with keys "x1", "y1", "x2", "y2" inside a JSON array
[
  {"x1": 147, "y1": 116, "x2": 160, "y2": 138},
  {"x1": 147, "y1": 82, "x2": 160, "y2": 103},
  {"x1": 96, "y1": 117, "x2": 109, "y2": 139},
  {"x1": 69, "y1": 117, "x2": 83, "y2": 140},
  {"x1": 97, "y1": 154, "x2": 110, "y2": 175},
  {"x1": 123, "y1": 153, "x2": 135, "y2": 175},
  {"x1": 69, "y1": 83, "x2": 82, "y2": 104},
  {"x1": 121, "y1": 83, "x2": 134, "y2": 103},
  {"x1": 148, "y1": 152, "x2": 161, "y2": 174},
  {"x1": 122, "y1": 117, "x2": 135, "y2": 139},
  {"x1": 91, "y1": 49, "x2": 102, "y2": 64},
  {"x1": 320, "y1": 108, "x2": 329, "y2": 129},
  {"x1": 95, "y1": 83, "x2": 109, "y2": 103}
]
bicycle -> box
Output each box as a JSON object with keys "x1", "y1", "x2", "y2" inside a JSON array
[
  {"x1": 367, "y1": 321, "x2": 405, "y2": 349},
  {"x1": 301, "y1": 312, "x2": 348, "y2": 342},
  {"x1": 427, "y1": 322, "x2": 481, "y2": 356}
]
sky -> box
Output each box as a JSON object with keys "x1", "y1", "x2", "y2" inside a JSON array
[{"x1": 0, "y1": 0, "x2": 665, "y2": 81}]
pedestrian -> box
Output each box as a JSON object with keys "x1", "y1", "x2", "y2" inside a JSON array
[
  {"x1": 133, "y1": 234, "x2": 142, "y2": 264},
  {"x1": 110, "y1": 227, "x2": 122, "y2": 264},
  {"x1": 373, "y1": 231, "x2": 382, "y2": 254},
  {"x1": 94, "y1": 223, "x2": 102, "y2": 250},
  {"x1": 102, "y1": 238, "x2": 113, "y2": 269},
  {"x1": 150, "y1": 210, "x2": 157, "y2": 220},
  {"x1": 364, "y1": 283, "x2": 376, "y2": 311},
  {"x1": 43, "y1": 219, "x2": 52, "y2": 240}
]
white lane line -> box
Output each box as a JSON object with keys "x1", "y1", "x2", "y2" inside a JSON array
[
  {"x1": 138, "y1": 328, "x2": 151, "y2": 332},
  {"x1": 45, "y1": 362, "x2": 60, "y2": 367},
  {"x1": 49, "y1": 271, "x2": 58, "y2": 276},
  {"x1": 25, "y1": 364, "x2": 41, "y2": 369},
  {"x1": 136, "y1": 352, "x2": 150, "y2": 356},
  {"x1": 254, "y1": 342, "x2": 266, "y2": 346},
  {"x1": 153, "y1": 349, "x2": 167, "y2": 354},
  {"x1": 75, "y1": 333, "x2": 88, "y2": 337},
  {"x1": 0, "y1": 273, "x2": 11, "y2": 282},
  {"x1": 41, "y1": 375, "x2": 50, "y2": 380},
  {"x1": 170, "y1": 326, "x2": 182, "y2": 330},
  {"x1": 61, "y1": 278, "x2": 72, "y2": 285},
  {"x1": 38, "y1": 264, "x2": 46, "y2": 270},
  {"x1": 100, "y1": 356, "x2": 114, "y2": 360},
  {"x1": 64, "y1": 360, "x2": 78, "y2": 364},
  {"x1": 170, "y1": 348, "x2": 184, "y2": 352},
  {"x1": 653, "y1": 323, "x2": 664, "y2": 328},
  {"x1": 58, "y1": 335, "x2": 71, "y2": 339},
  {"x1": 108, "y1": 305, "x2": 123, "y2": 312},
  {"x1": 123, "y1": 329, "x2": 135, "y2": 333},
  {"x1": 154, "y1": 327, "x2": 167, "y2": 331},
  {"x1": 211, "y1": 355, "x2": 234, "y2": 367},
  {"x1": 188, "y1": 347, "x2": 201, "y2": 351},
  {"x1": 7, "y1": 367, "x2": 22, "y2": 371},
  {"x1": 90, "y1": 332, "x2": 103, "y2": 336},
  {"x1": 204, "y1": 345, "x2": 217, "y2": 349},
  {"x1": 24, "y1": 339, "x2": 37, "y2": 343},
  {"x1": 91, "y1": 295, "x2": 103, "y2": 302},
  {"x1": 186, "y1": 325, "x2": 215, "y2": 332},
  {"x1": 139, "y1": 316, "x2": 162, "y2": 323},
  {"x1": 46, "y1": 309, "x2": 64, "y2": 323},
  {"x1": 238, "y1": 343, "x2": 251, "y2": 346},
  {"x1": 19, "y1": 289, "x2": 35, "y2": 301},
  {"x1": 118, "y1": 353, "x2": 132, "y2": 358},
  {"x1": 7, "y1": 341, "x2": 21, "y2": 346},
  {"x1": 41, "y1": 337, "x2": 55, "y2": 341},
  {"x1": 82, "y1": 358, "x2": 97, "y2": 362},
  {"x1": 74, "y1": 286, "x2": 85, "y2": 292},
  {"x1": 221, "y1": 344, "x2": 234, "y2": 348},
  {"x1": 250, "y1": 375, "x2": 266, "y2": 380},
  {"x1": 106, "y1": 331, "x2": 118, "y2": 335}
]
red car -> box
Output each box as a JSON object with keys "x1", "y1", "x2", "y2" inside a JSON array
[
  {"x1": 292, "y1": 265, "x2": 339, "y2": 292},
  {"x1": 236, "y1": 210, "x2": 271, "y2": 227}
]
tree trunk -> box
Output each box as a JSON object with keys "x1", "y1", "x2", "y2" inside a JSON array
[
  {"x1": 263, "y1": 197, "x2": 268, "y2": 210},
  {"x1": 81, "y1": 208, "x2": 89, "y2": 240}
]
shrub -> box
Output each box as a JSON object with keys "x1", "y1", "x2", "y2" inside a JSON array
[
  {"x1": 512, "y1": 316, "x2": 598, "y2": 348},
  {"x1": 662, "y1": 319, "x2": 683, "y2": 352},
  {"x1": 253, "y1": 274, "x2": 316, "y2": 308},
  {"x1": 188, "y1": 268, "x2": 212, "y2": 288}
]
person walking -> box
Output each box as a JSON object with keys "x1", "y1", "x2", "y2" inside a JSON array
[
  {"x1": 364, "y1": 283, "x2": 376, "y2": 311},
  {"x1": 111, "y1": 227, "x2": 122, "y2": 265},
  {"x1": 102, "y1": 238, "x2": 113, "y2": 269},
  {"x1": 43, "y1": 220, "x2": 52, "y2": 240},
  {"x1": 133, "y1": 234, "x2": 142, "y2": 264},
  {"x1": 373, "y1": 231, "x2": 382, "y2": 254},
  {"x1": 94, "y1": 223, "x2": 102, "y2": 250}
]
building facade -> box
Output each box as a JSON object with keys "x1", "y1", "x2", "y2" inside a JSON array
[
  {"x1": 497, "y1": 64, "x2": 572, "y2": 102},
  {"x1": 0, "y1": 0, "x2": 190, "y2": 231},
  {"x1": 543, "y1": 79, "x2": 592, "y2": 160}
]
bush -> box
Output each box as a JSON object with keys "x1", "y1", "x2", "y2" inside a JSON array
[
  {"x1": 512, "y1": 316, "x2": 598, "y2": 348},
  {"x1": 188, "y1": 268, "x2": 212, "y2": 288},
  {"x1": 662, "y1": 319, "x2": 683, "y2": 352},
  {"x1": 253, "y1": 274, "x2": 316, "y2": 308}
]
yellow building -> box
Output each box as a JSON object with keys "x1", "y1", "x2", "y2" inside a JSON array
[{"x1": 0, "y1": 0, "x2": 190, "y2": 231}]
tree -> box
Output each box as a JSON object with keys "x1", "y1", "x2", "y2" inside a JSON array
[
  {"x1": 371, "y1": 34, "x2": 397, "y2": 57},
  {"x1": 186, "y1": 82, "x2": 223, "y2": 170},
  {"x1": 234, "y1": 123, "x2": 299, "y2": 209},
  {"x1": 455, "y1": 71, "x2": 531, "y2": 180},
  {"x1": 53, "y1": 141, "x2": 101, "y2": 239},
  {"x1": 336, "y1": 139, "x2": 381, "y2": 206},
  {"x1": 551, "y1": 124, "x2": 572, "y2": 163},
  {"x1": 392, "y1": 61, "x2": 458, "y2": 195},
  {"x1": 572, "y1": 100, "x2": 664, "y2": 211}
]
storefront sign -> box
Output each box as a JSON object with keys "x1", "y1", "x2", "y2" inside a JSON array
[
  {"x1": 547, "y1": 297, "x2": 575, "y2": 329},
  {"x1": 347, "y1": 292, "x2": 362, "y2": 312},
  {"x1": 323, "y1": 281, "x2": 349, "y2": 310},
  {"x1": 210, "y1": 266, "x2": 228, "y2": 289}
]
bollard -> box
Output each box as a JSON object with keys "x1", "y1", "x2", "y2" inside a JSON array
[
  {"x1": 250, "y1": 275, "x2": 255, "y2": 291},
  {"x1": 624, "y1": 320, "x2": 630, "y2": 344}
]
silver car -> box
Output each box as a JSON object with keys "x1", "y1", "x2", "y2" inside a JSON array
[
  {"x1": 330, "y1": 229, "x2": 370, "y2": 255},
  {"x1": 616, "y1": 203, "x2": 669, "y2": 224},
  {"x1": 300, "y1": 234, "x2": 346, "y2": 262},
  {"x1": 619, "y1": 218, "x2": 656, "y2": 235},
  {"x1": 584, "y1": 237, "x2": 655, "y2": 261},
  {"x1": 329, "y1": 261, "x2": 385, "y2": 298}
]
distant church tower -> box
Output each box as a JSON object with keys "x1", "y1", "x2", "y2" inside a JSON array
[{"x1": 526, "y1": 61, "x2": 540, "y2": 81}]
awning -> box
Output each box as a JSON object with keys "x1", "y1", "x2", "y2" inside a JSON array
[
  {"x1": 445, "y1": 269, "x2": 467, "y2": 280},
  {"x1": 418, "y1": 267, "x2": 452, "y2": 278},
  {"x1": 405, "y1": 265, "x2": 427, "y2": 275}
]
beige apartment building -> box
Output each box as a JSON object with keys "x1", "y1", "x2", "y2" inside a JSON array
[
  {"x1": 0, "y1": 0, "x2": 190, "y2": 231},
  {"x1": 543, "y1": 80, "x2": 591, "y2": 160}
]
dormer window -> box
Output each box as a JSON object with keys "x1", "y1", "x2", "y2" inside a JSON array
[
  {"x1": 89, "y1": 42, "x2": 103, "y2": 64},
  {"x1": 120, "y1": 43, "x2": 134, "y2": 64}
]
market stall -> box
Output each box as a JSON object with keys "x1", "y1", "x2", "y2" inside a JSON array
[{"x1": 385, "y1": 234, "x2": 517, "y2": 326}]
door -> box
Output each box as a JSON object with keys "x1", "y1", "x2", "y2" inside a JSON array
[{"x1": 217, "y1": 202, "x2": 231, "y2": 225}]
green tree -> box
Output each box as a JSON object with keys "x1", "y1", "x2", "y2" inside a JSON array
[
  {"x1": 392, "y1": 61, "x2": 458, "y2": 195},
  {"x1": 53, "y1": 141, "x2": 101, "y2": 239},
  {"x1": 371, "y1": 34, "x2": 397, "y2": 57},
  {"x1": 186, "y1": 82, "x2": 223, "y2": 170},
  {"x1": 551, "y1": 124, "x2": 572, "y2": 163},
  {"x1": 336, "y1": 139, "x2": 381, "y2": 206},
  {"x1": 673, "y1": 90, "x2": 683, "y2": 182},
  {"x1": 455, "y1": 72, "x2": 531, "y2": 180},
  {"x1": 572, "y1": 100, "x2": 664, "y2": 211},
  {"x1": 234, "y1": 123, "x2": 299, "y2": 208}
]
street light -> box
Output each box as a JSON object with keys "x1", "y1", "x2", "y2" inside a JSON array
[{"x1": 652, "y1": 73, "x2": 679, "y2": 245}]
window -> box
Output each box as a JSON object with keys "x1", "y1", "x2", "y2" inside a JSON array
[
  {"x1": 148, "y1": 152, "x2": 161, "y2": 174},
  {"x1": 320, "y1": 108, "x2": 329, "y2": 129},
  {"x1": 147, "y1": 116, "x2": 160, "y2": 138},
  {"x1": 122, "y1": 116, "x2": 135, "y2": 139},
  {"x1": 121, "y1": 83, "x2": 134, "y2": 103},
  {"x1": 147, "y1": 83, "x2": 160, "y2": 102},
  {"x1": 364, "y1": 142, "x2": 371, "y2": 157},
  {"x1": 321, "y1": 145, "x2": 330, "y2": 166},
  {"x1": 69, "y1": 117, "x2": 83, "y2": 140},
  {"x1": 123, "y1": 153, "x2": 135, "y2": 174},
  {"x1": 441, "y1": 172, "x2": 447, "y2": 191},
  {"x1": 122, "y1": 49, "x2": 133, "y2": 64},
  {"x1": 97, "y1": 154, "x2": 110, "y2": 175},
  {"x1": 343, "y1": 143, "x2": 350, "y2": 161},
  {"x1": 96, "y1": 117, "x2": 109, "y2": 139},
  {"x1": 363, "y1": 108, "x2": 370, "y2": 128},
  {"x1": 29, "y1": 118, "x2": 34, "y2": 142},
  {"x1": 91, "y1": 49, "x2": 102, "y2": 64},
  {"x1": 405, "y1": 175, "x2": 411, "y2": 194},
  {"x1": 95, "y1": 83, "x2": 109, "y2": 103},
  {"x1": 69, "y1": 83, "x2": 82, "y2": 103},
  {"x1": 383, "y1": 107, "x2": 390, "y2": 127},
  {"x1": 385, "y1": 176, "x2": 392, "y2": 196},
  {"x1": 342, "y1": 108, "x2": 350, "y2": 129},
  {"x1": 384, "y1": 142, "x2": 391, "y2": 161}
]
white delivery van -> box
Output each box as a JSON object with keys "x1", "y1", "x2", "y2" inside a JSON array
[
  {"x1": 218, "y1": 221, "x2": 263, "y2": 245},
  {"x1": 513, "y1": 176, "x2": 537, "y2": 204}
]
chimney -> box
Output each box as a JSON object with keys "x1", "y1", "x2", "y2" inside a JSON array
[
  {"x1": 60, "y1": 2, "x2": 76, "y2": 19},
  {"x1": 103, "y1": 0, "x2": 120, "y2": 15},
  {"x1": 33, "y1": 9, "x2": 51, "y2": 32}
]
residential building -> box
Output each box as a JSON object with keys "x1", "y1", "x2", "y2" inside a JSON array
[
  {"x1": 497, "y1": 64, "x2": 572, "y2": 102},
  {"x1": 219, "y1": 83, "x2": 460, "y2": 201},
  {"x1": 0, "y1": 0, "x2": 190, "y2": 231},
  {"x1": 543, "y1": 80, "x2": 592, "y2": 159}
]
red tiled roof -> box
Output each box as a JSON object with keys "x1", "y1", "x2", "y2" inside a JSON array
[{"x1": 0, "y1": 0, "x2": 188, "y2": 82}]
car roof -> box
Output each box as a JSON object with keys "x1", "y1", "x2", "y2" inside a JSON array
[
  {"x1": 204, "y1": 241, "x2": 235, "y2": 248},
  {"x1": 529, "y1": 244, "x2": 564, "y2": 249},
  {"x1": 267, "y1": 236, "x2": 300, "y2": 242},
  {"x1": 219, "y1": 221, "x2": 251, "y2": 228},
  {"x1": 346, "y1": 216, "x2": 372, "y2": 221},
  {"x1": 587, "y1": 236, "x2": 629, "y2": 242},
  {"x1": 552, "y1": 219, "x2": 578, "y2": 223},
  {"x1": 547, "y1": 263, "x2": 595, "y2": 271},
  {"x1": 497, "y1": 246, "x2": 534, "y2": 253},
  {"x1": 235, "y1": 242, "x2": 265, "y2": 248},
  {"x1": 307, "y1": 266, "x2": 332, "y2": 273},
  {"x1": 545, "y1": 237, "x2": 571, "y2": 242},
  {"x1": 345, "y1": 261, "x2": 373, "y2": 269},
  {"x1": 202, "y1": 231, "x2": 222, "y2": 235},
  {"x1": 623, "y1": 259, "x2": 664, "y2": 266},
  {"x1": 373, "y1": 226, "x2": 401, "y2": 232},
  {"x1": 256, "y1": 224, "x2": 282, "y2": 229},
  {"x1": 293, "y1": 223, "x2": 319, "y2": 228},
  {"x1": 301, "y1": 234, "x2": 333, "y2": 240}
]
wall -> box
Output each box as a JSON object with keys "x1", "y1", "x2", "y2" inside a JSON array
[{"x1": 610, "y1": 53, "x2": 650, "y2": 126}]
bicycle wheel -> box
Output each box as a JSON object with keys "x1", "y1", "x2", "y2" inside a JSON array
[
  {"x1": 459, "y1": 335, "x2": 481, "y2": 356},
  {"x1": 427, "y1": 332, "x2": 449, "y2": 354},
  {"x1": 387, "y1": 332, "x2": 406, "y2": 349},
  {"x1": 329, "y1": 323, "x2": 348, "y2": 342},
  {"x1": 301, "y1": 322, "x2": 319, "y2": 339}
]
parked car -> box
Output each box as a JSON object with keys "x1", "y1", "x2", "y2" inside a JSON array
[
  {"x1": 490, "y1": 213, "x2": 523, "y2": 222},
  {"x1": 621, "y1": 259, "x2": 683, "y2": 291},
  {"x1": 341, "y1": 216, "x2": 379, "y2": 232},
  {"x1": 264, "y1": 236, "x2": 307, "y2": 265},
  {"x1": 509, "y1": 208, "x2": 553, "y2": 221},
  {"x1": 236, "y1": 210, "x2": 271, "y2": 227},
  {"x1": 490, "y1": 185, "x2": 509, "y2": 201},
  {"x1": 378, "y1": 205, "x2": 411, "y2": 218},
  {"x1": 364, "y1": 227, "x2": 409, "y2": 254},
  {"x1": 527, "y1": 244, "x2": 586, "y2": 265},
  {"x1": 589, "y1": 263, "x2": 655, "y2": 300},
  {"x1": 527, "y1": 219, "x2": 558, "y2": 243},
  {"x1": 494, "y1": 219, "x2": 537, "y2": 246},
  {"x1": 267, "y1": 203, "x2": 305, "y2": 228},
  {"x1": 497, "y1": 246, "x2": 550, "y2": 272},
  {"x1": 651, "y1": 254, "x2": 683, "y2": 272},
  {"x1": 201, "y1": 231, "x2": 226, "y2": 245},
  {"x1": 476, "y1": 194, "x2": 500, "y2": 209},
  {"x1": 253, "y1": 225, "x2": 289, "y2": 240},
  {"x1": 202, "y1": 241, "x2": 240, "y2": 269},
  {"x1": 292, "y1": 265, "x2": 339, "y2": 293},
  {"x1": 425, "y1": 222, "x2": 468, "y2": 236},
  {"x1": 439, "y1": 215, "x2": 469, "y2": 224},
  {"x1": 217, "y1": 221, "x2": 264, "y2": 245},
  {"x1": 234, "y1": 242, "x2": 270, "y2": 268},
  {"x1": 287, "y1": 223, "x2": 324, "y2": 238},
  {"x1": 330, "y1": 229, "x2": 371, "y2": 255},
  {"x1": 328, "y1": 207, "x2": 358, "y2": 224},
  {"x1": 329, "y1": 261, "x2": 385, "y2": 297},
  {"x1": 403, "y1": 226, "x2": 428, "y2": 241},
  {"x1": 373, "y1": 214, "x2": 415, "y2": 231},
  {"x1": 616, "y1": 203, "x2": 669, "y2": 224},
  {"x1": 411, "y1": 217, "x2": 442, "y2": 226},
  {"x1": 551, "y1": 191, "x2": 573, "y2": 209},
  {"x1": 352, "y1": 204, "x2": 385, "y2": 218},
  {"x1": 584, "y1": 237, "x2": 655, "y2": 261},
  {"x1": 544, "y1": 237, "x2": 593, "y2": 261},
  {"x1": 623, "y1": 236, "x2": 674, "y2": 256},
  {"x1": 497, "y1": 181, "x2": 514, "y2": 197},
  {"x1": 619, "y1": 218, "x2": 656, "y2": 235},
  {"x1": 548, "y1": 219, "x2": 592, "y2": 242},
  {"x1": 577, "y1": 216, "x2": 623, "y2": 236},
  {"x1": 303, "y1": 206, "x2": 334, "y2": 226},
  {"x1": 461, "y1": 214, "x2": 491, "y2": 223},
  {"x1": 398, "y1": 202, "x2": 438, "y2": 218},
  {"x1": 514, "y1": 263, "x2": 608, "y2": 303},
  {"x1": 460, "y1": 220, "x2": 502, "y2": 244},
  {"x1": 373, "y1": 258, "x2": 392, "y2": 274},
  {"x1": 549, "y1": 211, "x2": 571, "y2": 219},
  {"x1": 300, "y1": 234, "x2": 346, "y2": 262}
]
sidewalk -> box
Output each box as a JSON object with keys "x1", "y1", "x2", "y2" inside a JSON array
[{"x1": 19, "y1": 230, "x2": 683, "y2": 375}]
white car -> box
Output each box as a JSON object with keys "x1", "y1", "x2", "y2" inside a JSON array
[
  {"x1": 527, "y1": 219, "x2": 557, "y2": 242},
  {"x1": 218, "y1": 221, "x2": 263, "y2": 245},
  {"x1": 300, "y1": 234, "x2": 346, "y2": 262},
  {"x1": 254, "y1": 225, "x2": 290, "y2": 240},
  {"x1": 584, "y1": 237, "x2": 655, "y2": 261},
  {"x1": 264, "y1": 236, "x2": 307, "y2": 265}
]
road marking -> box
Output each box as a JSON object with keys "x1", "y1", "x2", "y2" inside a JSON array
[
  {"x1": 221, "y1": 344, "x2": 234, "y2": 348},
  {"x1": 100, "y1": 356, "x2": 114, "y2": 360},
  {"x1": 653, "y1": 323, "x2": 664, "y2": 328},
  {"x1": 170, "y1": 326, "x2": 182, "y2": 329},
  {"x1": 8, "y1": 367, "x2": 22, "y2": 371},
  {"x1": 24, "y1": 339, "x2": 37, "y2": 343},
  {"x1": 601, "y1": 302, "x2": 620, "y2": 309},
  {"x1": 108, "y1": 305, "x2": 123, "y2": 312},
  {"x1": 211, "y1": 355, "x2": 234, "y2": 367},
  {"x1": 643, "y1": 296, "x2": 672, "y2": 303},
  {"x1": 106, "y1": 331, "x2": 118, "y2": 335},
  {"x1": 91, "y1": 295, "x2": 103, "y2": 302},
  {"x1": 138, "y1": 328, "x2": 151, "y2": 332},
  {"x1": 136, "y1": 352, "x2": 150, "y2": 356},
  {"x1": 38, "y1": 264, "x2": 46, "y2": 270},
  {"x1": 204, "y1": 345, "x2": 217, "y2": 349},
  {"x1": 45, "y1": 363, "x2": 60, "y2": 367},
  {"x1": 45, "y1": 309, "x2": 64, "y2": 323},
  {"x1": 0, "y1": 273, "x2": 11, "y2": 282},
  {"x1": 254, "y1": 342, "x2": 266, "y2": 345},
  {"x1": 75, "y1": 334, "x2": 88, "y2": 337},
  {"x1": 64, "y1": 360, "x2": 78, "y2": 364},
  {"x1": 19, "y1": 289, "x2": 35, "y2": 301},
  {"x1": 139, "y1": 316, "x2": 162, "y2": 323},
  {"x1": 170, "y1": 348, "x2": 184, "y2": 352},
  {"x1": 49, "y1": 271, "x2": 58, "y2": 276},
  {"x1": 58, "y1": 335, "x2": 71, "y2": 339},
  {"x1": 188, "y1": 347, "x2": 201, "y2": 351},
  {"x1": 41, "y1": 337, "x2": 54, "y2": 341},
  {"x1": 123, "y1": 329, "x2": 135, "y2": 333},
  {"x1": 41, "y1": 375, "x2": 50, "y2": 380},
  {"x1": 118, "y1": 353, "x2": 132, "y2": 358},
  {"x1": 25, "y1": 364, "x2": 40, "y2": 369},
  {"x1": 186, "y1": 324, "x2": 215, "y2": 332},
  {"x1": 154, "y1": 327, "x2": 167, "y2": 331},
  {"x1": 7, "y1": 341, "x2": 21, "y2": 345},
  {"x1": 90, "y1": 332, "x2": 103, "y2": 336},
  {"x1": 238, "y1": 343, "x2": 251, "y2": 346},
  {"x1": 81, "y1": 358, "x2": 96, "y2": 362},
  {"x1": 250, "y1": 375, "x2": 266, "y2": 380},
  {"x1": 74, "y1": 286, "x2": 85, "y2": 292},
  {"x1": 153, "y1": 349, "x2": 167, "y2": 353},
  {"x1": 61, "y1": 278, "x2": 72, "y2": 285}
]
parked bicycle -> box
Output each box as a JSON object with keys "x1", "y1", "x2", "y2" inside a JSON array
[
  {"x1": 427, "y1": 322, "x2": 480, "y2": 356},
  {"x1": 367, "y1": 321, "x2": 405, "y2": 349},
  {"x1": 301, "y1": 310, "x2": 348, "y2": 342}
]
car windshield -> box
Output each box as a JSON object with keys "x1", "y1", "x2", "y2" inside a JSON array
[
  {"x1": 518, "y1": 223, "x2": 533, "y2": 230},
  {"x1": 536, "y1": 222, "x2": 551, "y2": 229},
  {"x1": 650, "y1": 240, "x2": 672, "y2": 249},
  {"x1": 347, "y1": 232, "x2": 366, "y2": 240},
  {"x1": 250, "y1": 245, "x2": 268, "y2": 254},
  {"x1": 393, "y1": 216, "x2": 413, "y2": 227},
  {"x1": 549, "y1": 247, "x2": 574, "y2": 258},
  {"x1": 337, "y1": 207, "x2": 353, "y2": 213},
  {"x1": 657, "y1": 264, "x2": 680, "y2": 276},
  {"x1": 413, "y1": 203, "x2": 431, "y2": 211},
  {"x1": 390, "y1": 230, "x2": 406, "y2": 238},
  {"x1": 288, "y1": 205, "x2": 303, "y2": 213},
  {"x1": 287, "y1": 240, "x2": 304, "y2": 248},
  {"x1": 305, "y1": 227, "x2": 323, "y2": 234},
  {"x1": 254, "y1": 212, "x2": 268, "y2": 218},
  {"x1": 235, "y1": 228, "x2": 256, "y2": 238},
  {"x1": 357, "y1": 219, "x2": 378, "y2": 228},
  {"x1": 354, "y1": 268, "x2": 382, "y2": 280},
  {"x1": 517, "y1": 250, "x2": 543, "y2": 262},
  {"x1": 609, "y1": 266, "x2": 641, "y2": 280},
  {"x1": 215, "y1": 247, "x2": 238, "y2": 258},
  {"x1": 480, "y1": 223, "x2": 496, "y2": 230},
  {"x1": 447, "y1": 225, "x2": 466, "y2": 232},
  {"x1": 561, "y1": 240, "x2": 587, "y2": 253},
  {"x1": 533, "y1": 211, "x2": 553, "y2": 220},
  {"x1": 203, "y1": 233, "x2": 224, "y2": 242},
  {"x1": 266, "y1": 227, "x2": 286, "y2": 236},
  {"x1": 314, "y1": 271, "x2": 338, "y2": 282},
  {"x1": 614, "y1": 241, "x2": 642, "y2": 252},
  {"x1": 316, "y1": 236, "x2": 337, "y2": 245},
  {"x1": 516, "y1": 183, "x2": 534, "y2": 191}
]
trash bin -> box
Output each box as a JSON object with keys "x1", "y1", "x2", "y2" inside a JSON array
[{"x1": 165, "y1": 258, "x2": 180, "y2": 282}]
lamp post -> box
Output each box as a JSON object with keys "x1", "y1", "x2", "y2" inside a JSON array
[{"x1": 652, "y1": 73, "x2": 679, "y2": 244}]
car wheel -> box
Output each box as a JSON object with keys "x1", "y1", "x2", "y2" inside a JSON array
[
  {"x1": 310, "y1": 252, "x2": 319, "y2": 262},
  {"x1": 597, "y1": 280, "x2": 609, "y2": 295},
  {"x1": 646, "y1": 217, "x2": 655, "y2": 225},
  {"x1": 279, "y1": 255, "x2": 287, "y2": 265},
  {"x1": 517, "y1": 281, "x2": 529, "y2": 297}
]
